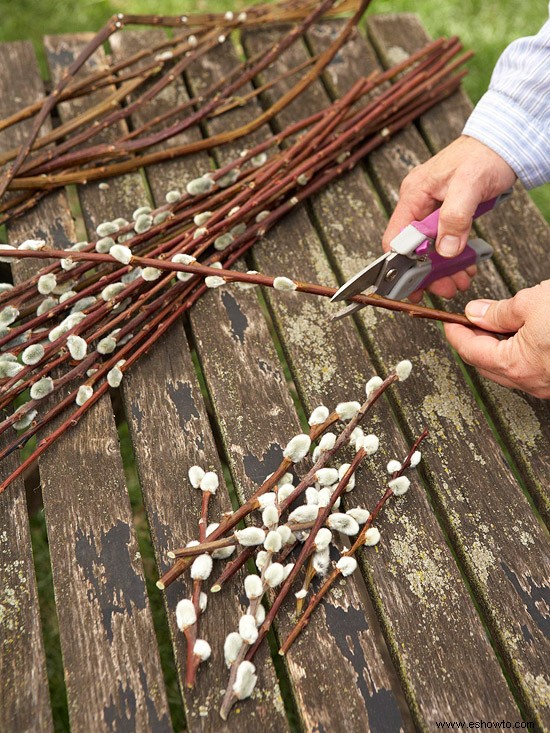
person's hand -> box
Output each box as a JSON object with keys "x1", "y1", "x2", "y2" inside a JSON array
[
  {"x1": 444, "y1": 280, "x2": 550, "y2": 398},
  {"x1": 383, "y1": 135, "x2": 517, "y2": 303}
]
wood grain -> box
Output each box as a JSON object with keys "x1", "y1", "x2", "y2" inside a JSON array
[
  {"x1": 40, "y1": 34, "x2": 172, "y2": 733},
  {"x1": 109, "y1": 29, "x2": 289, "y2": 732}
]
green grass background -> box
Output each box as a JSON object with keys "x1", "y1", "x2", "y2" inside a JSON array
[
  {"x1": 0, "y1": 0, "x2": 548, "y2": 217},
  {"x1": 1, "y1": 1, "x2": 548, "y2": 730}
]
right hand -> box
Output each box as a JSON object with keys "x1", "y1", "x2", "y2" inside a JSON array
[{"x1": 382, "y1": 135, "x2": 517, "y2": 303}]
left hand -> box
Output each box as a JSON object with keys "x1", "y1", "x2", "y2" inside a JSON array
[{"x1": 444, "y1": 280, "x2": 550, "y2": 398}]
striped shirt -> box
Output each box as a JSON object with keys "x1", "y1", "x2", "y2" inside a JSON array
[{"x1": 463, "y1": 4, "x2": 550, "y2": 189}]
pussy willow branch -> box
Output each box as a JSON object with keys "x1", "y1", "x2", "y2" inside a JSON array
[
  {"x1": 160, "y1": 370, "x2": 399, "y2": 589},
  {"x1": 279, "y1": 427, "x2": 429, "y2": 654},
  {"x1": 0, "y1": 249, "x2": 471, "y2": 327}
]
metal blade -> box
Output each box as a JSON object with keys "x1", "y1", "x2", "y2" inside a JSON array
[
  {"x1": 330, "y1": 301, "x2": 367, "y2": 321},
  {"x1": 330, "y1": 252, "x2": 390, "y2": 302}
]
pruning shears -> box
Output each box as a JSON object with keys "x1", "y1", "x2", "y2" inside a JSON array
[{"x1": 330, "y1": 189, "x2": 513, "y2": 319}]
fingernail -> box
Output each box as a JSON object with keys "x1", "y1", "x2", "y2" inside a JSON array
[
  {"x1": 466, "y1": 300, "x2": 491, "y2": 320},
  {"x1": 438, "y1": 235, "x2": 460, "y2": 257}
]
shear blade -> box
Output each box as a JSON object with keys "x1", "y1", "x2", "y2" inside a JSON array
[
  {"x1": 330, "y1": 252, "x2": 389, "y2": 302},
  {"x1": 331, "y1": 301, "x2": 367, "y2": 321}
]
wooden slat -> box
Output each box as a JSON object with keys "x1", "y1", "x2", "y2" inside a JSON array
[
  {"x1": 39, "y1": 34, "x2": 172, "y2": 733},
  {"x1": 181, "y1": 38, "x2": 416, "y2": 732},
  {"x1": 366, "y1": 12, "x2": 550, "y2": 527},
  {"x1": 108, "y1": 29, "x2": 288, "y2": 732},
  {"x1": 300, "y1": 19, "x2": 549, "y2": 728},
  {"x1": 240, "y1": 25, "x2": 525, "y2": 729},
  {"x1": 0, "y1": 40, "x2": 64, "y2": 733}
]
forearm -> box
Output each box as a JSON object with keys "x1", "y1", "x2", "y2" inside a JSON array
[{"x1": 463, "y1": 8, "x2": 550, "y2": 189}]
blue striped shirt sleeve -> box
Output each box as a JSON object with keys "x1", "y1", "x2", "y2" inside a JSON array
[{"x1": 462, "y1": 4, "x2": 550, "y2": 189}]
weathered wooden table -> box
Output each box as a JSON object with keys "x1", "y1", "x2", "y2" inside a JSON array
[{"x1": 1, "y1": 13, "x2": 549, "y2": 733}]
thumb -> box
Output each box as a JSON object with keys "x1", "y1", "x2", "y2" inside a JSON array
[
  {"x1": 465, "y1": 296, "x2": 527, "y2": 334},
  {"x1": 436, "y1": 177, "x2": 481, "y2": 258}
]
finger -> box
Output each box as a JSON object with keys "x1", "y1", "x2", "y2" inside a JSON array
[
  {"x1": 476, "y1": 367, "x2": 519, "y2": 391},
  {"x1": 465, "y1": 294, "x2": 528, "y2": 334},
  {"x1": 427, "y1": 276, "x2": 458, "y2": 300},
  {"x1": 407, "y1": 289, "x2": 424, "y2": 304},
  {"x1": 453, "y1": 270, "x2": 473, "y2": 292},
  {"x1": 436, "y1": 175, "x2": 483, "y2": 257},
  {"x1": 465, "y1": 265, "x2": 477, "y2": 278},
  {"x1": 382, "y1": 187, "x2": 438, "y2": 251},
  {"x1": 444, "y1": 323, "x2": 512, "y2": 373}
]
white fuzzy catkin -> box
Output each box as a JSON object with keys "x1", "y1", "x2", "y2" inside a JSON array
[
  {"x1": 191, "y1": 553, "x2": 213, "y2": 580},
  {"x1": 273, "y1": 276, "x2": 297, "y2": 291},
  {"x1": 336, "y1": 556, "x2": 357, "y2": 576},
  {"x1": 199, "y1": 592, "x2": 208, "y2": 612},
  {"x1": 0, "y1": 361, "x2": 22, "y2": 378},
  {"x1": 363, "y1": 527, "x2": 380, "y2": 546},
  {"x1": 95, "y1": 236, "x2": 115, "y2": 253},
  {"x1": 134, "y1": 214, "x2": 153, "y2": 233},
  {"x1": 214, "y1": 233, "x2": 233, "y2": 251},
  {"x1": 388, "y1": 476, "x2": 410, "y2": 496},
  {"x1": 30, "y1": 377, "x2": 54, "y2": 400},
  {"x1": 395, "y1": 359, "x2": 413, "y2": 380},
  {"x1": 186, "y1": 175, "x2": 215, "y2": 196},
  {"x1": 205, "y1": 275, "x2": 225, "y2": 289},
  {"x1": 255, "y1": 550, "x2": 268, "y2": 571},
  {"x1": 308, "y1": 405, "x2": 329, "y2": 426},
  {"x1": 264, "y1": 530, "x2": 282, "y2": 554},
  {"x1": 59, "y1": 290, "x2": 77, "y2": 304},
  {"x1": 318, "y1": 432, "x2": 336, "y2": 452},
  {"x1": 295, "y1": 589, "x2": 307, "y2": 600},
  {"x1": 171, "y1": 253, "x2": 196, "y2": 282},
  {"x1": 306, "y1": 486, "x2": 319, "y2": 505},
  {"x1": 176, "y1": 599, "x2": 196, "y2": 631},
  {"x1": 251, "y1": 152, "x2": 267, "y2": 167},
  {"x1": 67, "y1": 335, "x2": 87, "y2": 361},
  {"x1": 314, "y1": 527, "x2": 332, "y2": 552},
  {"x1": 224, "y1": 632, "x2": 243, "y2": 667},
  {"x1": 218, "y1": 169, "x2": 239, "y2": 187},
  {"x1": 97, "y1": 335, "x2": 117, "y2": 354},
  {"x1": 387, "y1": 459, "x2": 402, "y2": 474},
  {"x1": 288, "y1": 505, "x2": 318, "y2": 524},
  {"x1": 37, "y1": 297, "x2": 58, "y2": 316},
  {"x1": 338, "y1": 463, "x2": 356, "y2": 492},
  {"x1": 60, "y1": 257, "x2": 77, "y2": 271},
  {"x1": 315, "y1": 468, "x2": 339, "y2": 486},
  {"x1": 188, "y1": 465, "x2": 205, "y2": 488},
  {"x1": 276, "y1": 524, "x2": 293, "y2": 544},
  {"x1": 235, "y1": 527, "x2": 266, "y2": 546},
  {"x1": 75, "y1": 385, "x2": 93, "y2": 406},
  {"x1": 244, "y1": 574, "x2": 264, "y2": 600},
  {"x1": 212, "y1": 544, "x2": 235, "y2": 560},
  {"x1": 107, "y1": 366, "x2": 123, "y2": 388},
  {"x1": 233, "y1": 661, "x2": 257, "y2": 700},
  {"x1": 365, "y1": 375, "x2": 384, "y2": 397},
  {"x1": 283, "y1": 434, "x2": 311, "y2": 462},
  {"x1": 0, "y1": 244, "x2": 15, "y2": 263},
  {"x1": 255, "y1": 604, "x2": 265, "y2": 626},
  {"x1": 347, "y1": 507, "x2": 370, "y2": 524},
  {"x1": 410, "y1": 450, "x2": 422, "y2": 468},
  {"x1": 19, "y1": 239, "x2": 45, "y2": 251},
  {"x1": 264, "y1": 562, "x2": 285, "y2": 588},
  {"x1": 327, "y1": 513, "x2": 360, "y2": 536},
  {"x1": 141, "y1": 267, "x2": 162, "y2": 281},
  {"x1": 235, "y1": 270, "x2": 259, "y2": 291},
  {"x1": 22, "y1": 344, "x2": 45, "y2": 365},
  {"x1": 277, "y1": 483, "x2": 294, "y2": 502},
  {"x1": 312, "y1": 548, "x2": 330, "y2": 576},
  {"x1": 262, "y1": 504, "x2": 279, "y2": 529},
  {"x1": 37, "y1": 273, "x2": 57, "y2": 295},
  {"x1": 335, "y1": 401, "x2": 361, "y2": 421},
  {"x1": 96, "y1": 221, "x2": 118, "y2": 237},
  {"x1": 317, "y1": 487, "x2": 330, "y2": 507},
  {"x1": 165, "y1": 189, "x2": 181, "y2": 203},
  {"x1": 153, "y1": 211, "x2": 171, "y2": 225},
  {"x1": 239, "y1": 614, "x2": 258, "y2": 644},
  {"x1": 200, "y1": 471, "x2": 219, "y2": 493},
  {"x1": 257, "y1": 492, "x2": 276, "y2": 508},
  {"x1": 110, "y1": 244, "x2": 132, "y2": 264},
  {"x1": 194, "y1": 211, "x2": 212, "y2": 226},
  {"x1": 0, "y1": 306, "x2": 19, "y2": 327},
  {"x1": 193, "y1": 639, "x2": 211, "y2": 661},
  {"x1": 13, "y1": 409, "x2": 37, "y2": 431},
  {"x1": 101, "y1": 283, "x2": 126, "y2": 301},
  {"x1": 70, "y1": 296, "x2": 96, "y2": 314},
  {"x1": 361, "y1": 434, "x2": 379, "y2": 455}
]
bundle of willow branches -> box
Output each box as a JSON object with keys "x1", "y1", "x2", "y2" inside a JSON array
[
  {"x1": 0, "y1": 1, "x2": 470, "y2": 492},
  {"x1": 164, "y1": 364, "x2": 427, "y2": 719}
]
